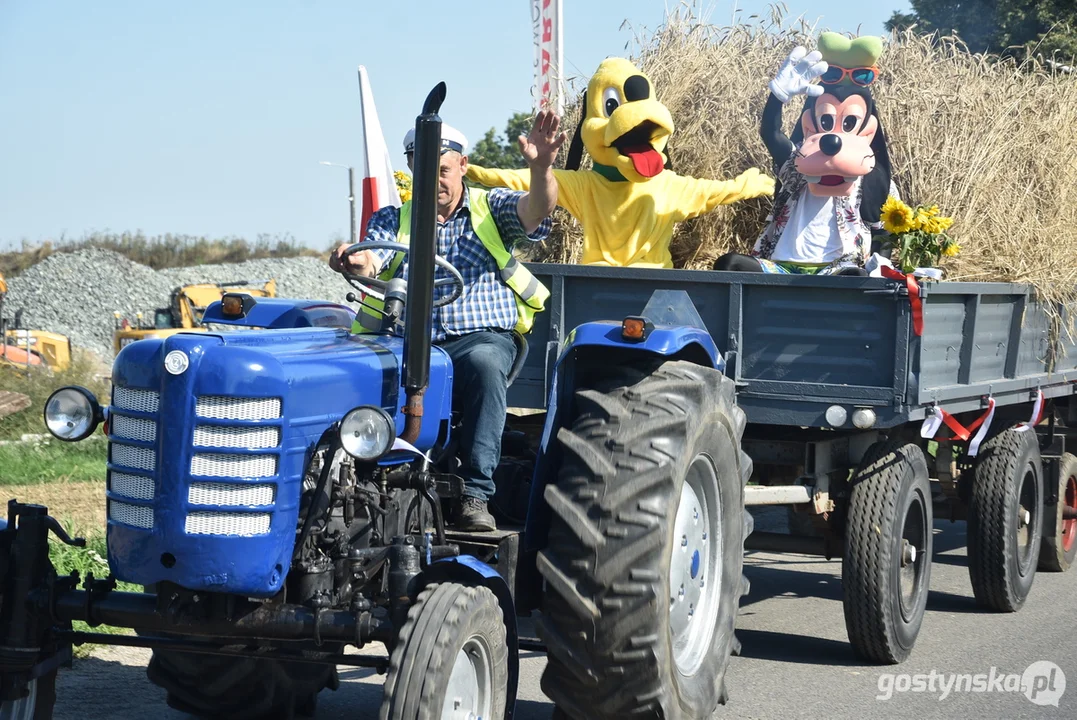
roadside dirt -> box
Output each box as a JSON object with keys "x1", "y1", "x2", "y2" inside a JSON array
[{"x1": 7, "y1": 480, "x2": 105, "y2": 532}]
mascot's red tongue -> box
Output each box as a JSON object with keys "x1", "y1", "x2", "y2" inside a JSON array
[{"x1": 622, "y1": 145, "x2": 664, "y2": 178}]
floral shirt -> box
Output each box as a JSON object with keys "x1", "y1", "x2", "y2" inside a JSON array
[{"x1": 752, "y1": 152, "x2": 870, "y2": 268}]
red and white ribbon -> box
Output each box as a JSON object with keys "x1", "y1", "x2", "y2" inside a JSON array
[
  {"x1": 967, "y1": 399, "x2": 996, "y2": 457},
  {"x1": 880, "y1": 266, "x2": 924, "y2": 337},
  {"x1": 1015, "y1": 389, "x2": 1046, "y2": 433},
  {"x1": 921, "y1": 398, "x2": 997, "y2": 457}
]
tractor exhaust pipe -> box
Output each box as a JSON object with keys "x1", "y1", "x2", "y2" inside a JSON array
[{"x1": 401, "y1": 82, "x2": 447, "y2": 443}]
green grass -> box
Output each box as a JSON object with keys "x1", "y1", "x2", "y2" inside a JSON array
[
  {"x1": 50, "y1": 529, "x2": 139, "y2": 658},
  {"x1": 0, "y1": 349, "x2": 111, "y2": 442},
  {"x1": 0, "y1": 438, "x2": 106, "y2": 485},
  {"x1": 1, "y1": 353, "x2": 140, "y2": 657}
]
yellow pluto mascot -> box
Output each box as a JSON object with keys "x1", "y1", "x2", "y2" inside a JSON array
[{"x1": 466, "y1": 57, "x2": 775, "y2": 268}]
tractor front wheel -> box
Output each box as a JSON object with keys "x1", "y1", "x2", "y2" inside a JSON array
[
  {"x1": 144, "y1": 581, "x2": 338, "y2": 720},
  {"x1": 379, "y1": 582, "x2": 509, "y2": 720},
  {"x1": 0, "y1": 673, "x2": 56, "y2": 720},
  {"x1": 147, "y1": 650, "x2": 337, "y2": 720}
]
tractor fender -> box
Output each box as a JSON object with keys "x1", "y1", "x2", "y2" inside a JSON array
[
  {"x1": 523, "y1": 320, "x2": 725, "y2": 555},
  {"x1": 560, "y1": 320, "x2": 722, "y2": 370},
  {"x1": 417, "y1": 555, "x2": 520, "y2": 720}
]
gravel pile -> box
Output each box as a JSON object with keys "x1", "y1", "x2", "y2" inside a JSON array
[{"x1": 3, "y1": 249, "x2": 352, "y2": 360}]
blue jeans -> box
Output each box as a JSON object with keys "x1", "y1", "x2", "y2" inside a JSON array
[{"x1": 436, "y1": 329, "x2": 516, "y2": 502}]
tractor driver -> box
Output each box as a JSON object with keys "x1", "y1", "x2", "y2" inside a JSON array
[{"x1": 329, "y1": 112, "x2": 564, "y2": 532}]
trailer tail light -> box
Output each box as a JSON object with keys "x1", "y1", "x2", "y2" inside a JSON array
[{"x1": 622, "y1": 316, "x2": 653, "y2": 341}]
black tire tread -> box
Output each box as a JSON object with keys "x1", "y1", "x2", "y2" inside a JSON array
[
  {"x1": 0, "y1": 669, "x2": 57, "y2": 720},
  {"x1": 968, "y1": 427, "x2": 1042, "y2": 612},
  {"x1": 842, "y1": 438, "x2": 931, "y2": 664},
  {"x1": 379, "y1": 582, "x2": 508, "y2": 720},
  {"x1": 537, "y1": 360, "x2": 750, "y2": 719},
  {"x1": 147, "y1": 647, "x2": 336, "y2": 719},
  {"x1": 1038, "y1": 452, "x2": 1077, "y2": 572}
]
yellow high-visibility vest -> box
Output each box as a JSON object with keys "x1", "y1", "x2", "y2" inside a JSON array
[{"x1": 352, "y1": 186, "x2": 549, "y2": 335}]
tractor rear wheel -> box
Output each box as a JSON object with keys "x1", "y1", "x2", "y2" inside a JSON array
[
  {"x1": 968, "y1": 427, "x2": 1044, "y2": 611},
  {"x1": 537, "y1": 359, "x2": 752, "y2": 719},
  {"x1": 1038, "y1": 452, "x2": 1077, "y2": 572}
]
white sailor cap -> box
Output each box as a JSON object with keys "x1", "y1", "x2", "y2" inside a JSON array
[{"x1": 403, "y1": 123, "x2": 469, "y2": 156}]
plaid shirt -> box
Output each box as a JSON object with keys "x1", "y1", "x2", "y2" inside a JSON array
[{"x1": 364, "y1": 186, "x2": 551, "y2": 341}]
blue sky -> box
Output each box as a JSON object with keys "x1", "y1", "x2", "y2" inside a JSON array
[{"x1": 0, "y1": 0, "x2": 909, "y2": 251}]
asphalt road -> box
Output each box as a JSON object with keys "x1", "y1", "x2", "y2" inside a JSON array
[{"x1": 53, "y1": 511, "x2": 1077, "y2": 719}]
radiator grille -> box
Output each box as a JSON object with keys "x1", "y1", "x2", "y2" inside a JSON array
[
  {"x1": 109, "y1": 472, "x2": 154, "y2": 501},
  {"x1": 112, "y1": 387, "x2": 160, "y2": 413},
  {"x1": 109, "y1": 500, "x2": 154, "y2": 529},
  {"x1": 110, "y1": 415, "x2": 157, "y2": 443},
  {"x1": 188, "y1": 482, "x2": 275, "y2": 507},
  {"x1": 195, "y1": 396, "x2": 281, "y2": 421},
  {"x1": 111, "y1": 443, "x2": 156, "y2": 472},
  {"x1": 193, "y1": 425, "x2": 280, "y2": 449},
  {"x1": 190, "y1": 453, "x2": 277, "y2": 478},
  {"x1": 185, "y1": 512, "x2": 271, "y2": 537}
]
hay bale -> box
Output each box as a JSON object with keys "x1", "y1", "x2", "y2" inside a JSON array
[{"x1": 534, "y1": 7, "x2": 1077, "y2": 303}]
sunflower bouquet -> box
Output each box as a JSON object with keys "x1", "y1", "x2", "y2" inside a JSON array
[
  {"x1": 394, "y1": 170, "x2": 413, "y2": 203},
  {"x1": 880, "y1": 196, "x2": 959, "y2": 274}
]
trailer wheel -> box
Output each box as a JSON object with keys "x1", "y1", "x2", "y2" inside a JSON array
[
  {"x1": 379, "y1": 582, "x2": 508, "y2": 720},
  {"x1": 146, "y1": 614, "x2": 338, "y2": 720},
  {"x1": 968, "y1": 427, "x2": 1044, "y2": 611},
  {"x1": 0, "y1": 672, "x2": 56, "y2": 720},
  {"x1": 842, "y1": 439, "x2": 932, "y2": 664},
  {"x1": 1038, "y1": 452, "x2": 1077, "y2": 572},
  {"x1": 538, "y1": 360, "x2": 751, "y2": 719}
]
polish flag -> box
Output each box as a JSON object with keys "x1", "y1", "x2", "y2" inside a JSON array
[{"x1": 357, "y1": 65, "x2": 401, "y2": 238}]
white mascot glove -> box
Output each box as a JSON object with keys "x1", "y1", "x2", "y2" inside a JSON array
[{"x1": 769, "y1": 46, "x2": 828, "y2": 104}]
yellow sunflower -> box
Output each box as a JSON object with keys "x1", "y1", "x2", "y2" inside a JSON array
[
  {"x1": 922, "y1": 216, "x2": 954, "y2": 234},
  {"x1": 943, "y1": 242, "x2": 960, "y2": 257},
  {"x1": 394, "y1": 170, "x2": 413, "y2": 203},
  {"x1": 881, "y1": 196, "x2": 916, "y2": 234}
]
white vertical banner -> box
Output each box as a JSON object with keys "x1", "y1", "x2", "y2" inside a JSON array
[
  {"x1": 356, "y1": 65, "x2": 401, "y2": 239},
  {"x1": 531, "y1": 0, "x2": 564, "y2": 115}
]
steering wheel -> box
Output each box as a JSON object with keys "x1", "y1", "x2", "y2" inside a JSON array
[{"x1": 339, "y1": 240, "x2": 465, "y2": 308}]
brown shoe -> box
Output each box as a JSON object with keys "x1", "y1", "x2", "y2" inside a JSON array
[{"x1": 454, "y1": 497, "x2": 496, "y2": 532}]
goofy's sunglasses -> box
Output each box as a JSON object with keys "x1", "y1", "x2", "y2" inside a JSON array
[{"x1": 820, "y1": 65, "x2": 879, "y2": 86}]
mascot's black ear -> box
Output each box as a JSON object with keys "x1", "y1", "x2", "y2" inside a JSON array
[
  {"x1": 663, "y1": 145, "x2": 674, "y2": 171},
  {"x1": 565, "y1": 90, "x2": 587, "y2": 171},
  {"x1": 789, "y1": 95, "x2": 814, "y2": 148},
  {"x1": 859, "y1": 103, "x2": 892, "y2": 225}
]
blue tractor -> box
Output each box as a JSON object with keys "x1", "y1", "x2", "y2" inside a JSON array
[{"x1": 0, "y1": 84, "x2": 750, "y2": 719}]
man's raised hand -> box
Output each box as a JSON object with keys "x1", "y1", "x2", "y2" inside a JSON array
[{"x1": 518, "y1": 110, "x2": 566, "y2": 170}]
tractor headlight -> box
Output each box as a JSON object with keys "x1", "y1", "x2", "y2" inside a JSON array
[
  {"x1": 340, "y1": 406, "x2": 395, "y2": 461},
  {"x1": 44, "y1": 386, "x2": 103, "y2": 442}
]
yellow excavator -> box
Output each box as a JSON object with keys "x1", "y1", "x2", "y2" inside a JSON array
[
  {"x1": 112, "y1": 279, "x2": 277, "y2": 353},
  {"x1": 0, "y1": 271, "x2": 73, "y2": 372}
]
